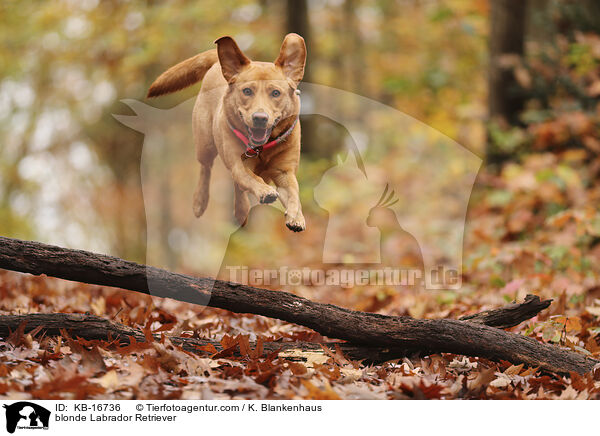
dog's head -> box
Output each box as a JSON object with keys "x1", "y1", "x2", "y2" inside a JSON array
[{"x1": 215, "y1": 33, "x2": 306, "y2": 145}]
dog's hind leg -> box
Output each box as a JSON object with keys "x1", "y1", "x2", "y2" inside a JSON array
[
  {"x1": 193, "y1": 147, "x2": 217, "y2": 218},
  {"x1": 234, "y1": 183, "x2": 250, "y2": 226}
]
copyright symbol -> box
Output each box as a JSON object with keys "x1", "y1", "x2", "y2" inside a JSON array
[{"x1": 136, "y1": 404, "x2": 143, "y2": 411}]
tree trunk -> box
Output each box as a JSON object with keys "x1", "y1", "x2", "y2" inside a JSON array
[
  {"x1": 285, "y1": 0, "x2": 319, "y2": 156},
  {"x1": 487, "y1": 0, "x2": 527, "y2": 163},
  {"x1": 286, "y1": 0, "x2": 311, "y2": 82}
]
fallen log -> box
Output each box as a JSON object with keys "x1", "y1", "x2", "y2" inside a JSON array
[
  {"x1": 0, "y1": 236, "x2": 597, "y2": 374},
  {"x1": 0, "y1": 313, "x2": 402, "y2": 362},
  {"x1": 0, "y1": 297, "x2": 551, "y2": 364}
]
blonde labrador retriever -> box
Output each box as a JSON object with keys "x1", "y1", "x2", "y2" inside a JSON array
[{"x1": 148, "y1": 34, "x2": 306, "y2": 232}]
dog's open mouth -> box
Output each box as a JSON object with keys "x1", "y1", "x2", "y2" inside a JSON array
[{"x1": 248, "y1": 127, "x2": 271, "y2": 145}]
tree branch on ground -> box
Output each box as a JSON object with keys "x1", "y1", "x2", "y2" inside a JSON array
[
  {"x1": 458, "y1": 294, "x2": 552, "y2": 329},
  {"x1": 0, "y1": 236, "x2": 597, "y2": 374},
  {"x1": 0, "y1": 298, "x2": 552, "y2": 364}
]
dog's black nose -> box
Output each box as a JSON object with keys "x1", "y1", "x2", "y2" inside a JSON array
[{"x1": 252, "y1": 112, "x2": 269, "y2": 127}]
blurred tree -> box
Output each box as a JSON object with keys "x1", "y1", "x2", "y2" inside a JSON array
[
  {"x1": 343, "y1": 0, "x2": 364, "y2": 95},
  {"x1": 285, "y1": 0, "x2": 311, "y2": 82},
  {"x1": 285, "y1": 0, "x2": 321, "y2": 157},
  {"x1": 487, "y1": 0, "x2": 527, "y2": 164}
]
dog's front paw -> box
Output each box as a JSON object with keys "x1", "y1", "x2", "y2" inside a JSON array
[
  {"x1": 286, "y1": 215, "x2": 306, "y2": 232},
  {"x1": 259, "y1": 189, "x2": 279, "y2": 204}
]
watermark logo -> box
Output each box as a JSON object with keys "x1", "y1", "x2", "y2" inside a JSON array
[
  {"x1": 114, "y1": 82, "x2": 480, "y2": 296},
  {"x1": 226, "y1": 266, "x2": 459, "y2": 289},
  {"x1": 3, "y1": 402, "x2": 50, "y2": 433}
]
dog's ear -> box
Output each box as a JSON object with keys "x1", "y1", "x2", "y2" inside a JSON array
[
  {"x1": 215, "y1": 36, "x2": 250, "y2": 83},
  {"x1": 274, "y1": 33, "x2": 306, "y2": 84}
]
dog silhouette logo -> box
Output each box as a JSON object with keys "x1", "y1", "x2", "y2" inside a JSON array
[
  {"x1": 114, "y1": 82, "x2": 481, "y2": 294},
  {"x1": 3, "y1": 402, "x2": 50, "y2": 433}
]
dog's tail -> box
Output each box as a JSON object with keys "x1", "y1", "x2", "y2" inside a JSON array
[{"x1": 147, "y1": 49, "x2": 218, "y2": 98}]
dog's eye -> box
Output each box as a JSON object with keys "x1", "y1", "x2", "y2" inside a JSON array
[
  {"x1": 271, "y1": 89, "x2": 281, "y2": 98},
  {"x1": 242, "y1": 88, "x2": 253, "y2": 96}
]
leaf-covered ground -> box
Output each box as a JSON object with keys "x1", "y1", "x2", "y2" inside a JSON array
[{"x1": 1, "y1": 151, "x2": 600, "y2": 399}]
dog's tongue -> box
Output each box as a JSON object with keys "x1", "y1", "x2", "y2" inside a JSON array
[{"x1": 250, "y1": 128, "x2": 268, "y2": 143}]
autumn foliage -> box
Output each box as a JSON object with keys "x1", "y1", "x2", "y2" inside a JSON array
[{"x1": 2, "y1": 0, "x2": 600, "y2": 400}]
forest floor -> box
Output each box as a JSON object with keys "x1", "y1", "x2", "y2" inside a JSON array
[{"x1": 1, "y1": 151, "x2": 600, "y2": 399}]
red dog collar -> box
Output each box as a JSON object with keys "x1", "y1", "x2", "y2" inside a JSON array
[{"x1": 228, "y1": 117, "x2": 299, "y2": 158}]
